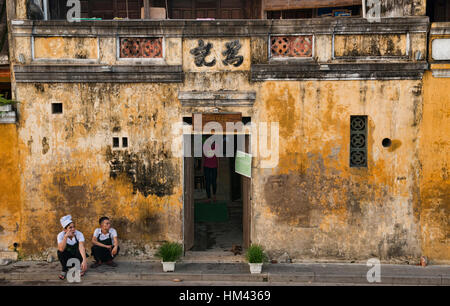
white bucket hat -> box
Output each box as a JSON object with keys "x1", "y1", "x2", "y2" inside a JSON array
[{"x1": 60, "y1": 215, "x2": 73, "y2": 228}]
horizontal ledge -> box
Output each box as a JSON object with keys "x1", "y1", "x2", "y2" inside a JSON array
[
  {"x1": 13, "y1": 17, "x2": 430, "y2": 27},
  {"x1": 251, "y1": 72, "x2": 425, "y2": 81},
  {"x1": 179, "y1": 91, "x2": 256, "y2": 107},
  {"x1": 11, "y1": 17, "x2": 429, "y2": 36},
  {"x1": 178, "y1": 90, "x2": 256, "y2": 100},
  {"x1": 14, "y1": 65, "x2": 184, "y2": 83},
  {"x1": 14, "y1": 65, "x2": 182, "y2": 73},
  {"x1": 251, "y1": 62, "x2": 428, "y2": 80},
  {"x1": 252, "y1": 62, "x2": 429, "y2": 72}
]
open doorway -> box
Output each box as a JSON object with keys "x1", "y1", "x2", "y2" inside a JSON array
[
  {"x1": 183, "y1": 132, "x2": 251, "y2": 254},
  {"x1": 192, "y1": 134, "x2": 242, "y2": 252}
]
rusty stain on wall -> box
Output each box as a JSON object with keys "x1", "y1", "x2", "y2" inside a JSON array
[
  {"x1": 106, "y1": 146, "x2": 179, "y2": 197},
  {"x1": 419, "y1": 71, "x2": 450, "y2": 261},
  {"x1": 33, "y1": 37, "x2": 99, "y2": 60},
  {"x1": 334, "y1": 34, "x2": 407, "y2": 57},
  {"x1": 0, "y1": 125, "x2": 21, "y2": 251},
  {"x1": 252, "y1": 80, "x2": 423, "y2": 260}
]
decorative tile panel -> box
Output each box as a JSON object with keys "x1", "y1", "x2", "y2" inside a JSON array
[
  {"x1": 120, "y1": 38, "x2": 163, "y2": 59},
  {"x1": 270, "y1": 35, "x2": 313, "y2": 58}
]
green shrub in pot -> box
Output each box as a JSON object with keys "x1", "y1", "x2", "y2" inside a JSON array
[
  {"x1": 246, "y1": 244, "x2": 268, "y2": 274},
  {"x1": 155, "y1": 242, "x2": 183, "y2": 272}
]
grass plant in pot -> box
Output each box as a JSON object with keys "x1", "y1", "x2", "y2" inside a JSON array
[
  {"x1": 155, "y1": 242, "x2": 183, "y2": 272},
  {"x1": 246, "y1": 244, "x2": 268, "y2": 274}
]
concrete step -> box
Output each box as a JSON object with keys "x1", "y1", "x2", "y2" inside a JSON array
[
  {"x1": 183, "y1": 251, "x2": 246, "y2": 263},
  {"x1": 1, "y1": 261, "x2": 449, "y2": 285},
  {"x1": 1, "y1": 271, "x2": 447, "y2": 285}
]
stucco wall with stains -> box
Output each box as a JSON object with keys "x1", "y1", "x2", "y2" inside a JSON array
[
  {"x1": 419, "y1": 71, "x2": 449, "y2": 262},
  {"x1": 13, "y1": 83, "x2": 183, "y2": 257},
  {"x1": 2, "y1": 3, "x2": 447, "y2": 262},
  {"x1": 10, "y1": 75, "x2": 431, "y2": 261},
  {"x1": 0, "y1": 125, "x2": 21, "y2": 252},
  {"x1": 251, "y1": 80, "x2": 423, "y2": 261}
]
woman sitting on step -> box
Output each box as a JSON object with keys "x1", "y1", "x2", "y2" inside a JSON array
[
  {"x1": 90, "y1": 216, "x2": 120, "y2": 268},
  {"x1": 57, "y1": 215, "x2": 88, "y2": 280}
]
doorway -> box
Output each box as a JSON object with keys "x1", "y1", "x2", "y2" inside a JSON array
[{"x1": 183, "y1": 133, "x2": 251, "y2": 254}]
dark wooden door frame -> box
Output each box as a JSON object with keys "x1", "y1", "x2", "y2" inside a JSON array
[
  {"x1": 242, "y1": 134, "x2": 251, "y2": 249},
  {"x1": 182, "y1": 131, "x2": 252, "y2": 252},
  {"x1": 183, "y1": 134, "x2": 195, "y2": 252}
]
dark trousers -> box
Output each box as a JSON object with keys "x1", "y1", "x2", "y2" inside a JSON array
[
  {"x1": 204, "y1": 167, "x2": 217, "y2": 199},
  {"x1": 57, "y1": 250, "x2": 83, "y2": 272},
  {"x1": 91, "y1": 245, "x2": 120, "y2": 262}
]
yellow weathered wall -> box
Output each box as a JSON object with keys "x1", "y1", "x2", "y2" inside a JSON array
[
  {"x1": 0, "y1": 124, "x2": 21, "y2": 252},
  {"x1": 14, "y1": 83, "x2": 183, "y2": 257},
  {"x1": 252, "y1": 80, "x2": 423, "y2": 261},
  {"x1": 419, "y1": 71, "x2": 450, "y2": 262},
  {"x1": 334, "y1": 34, "x2": 407, "y2": 57},
  {"x1": 7, "y1": 5, "x2": 447, "y2": 261},
  {"x1": 33, "y1": 37, "x2": 99, "y2": 60}
]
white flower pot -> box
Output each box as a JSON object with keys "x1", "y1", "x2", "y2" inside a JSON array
[
  {"x1": 249, "y1": 263, "x2": 263, "y2": 274},
  {"x1": 162, "y1": 261, "x2": 176, "y2": 272}
]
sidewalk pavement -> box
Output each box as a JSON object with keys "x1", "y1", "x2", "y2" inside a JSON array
[{"x1": 0, "y1": 260, "x2": 449, "y2": 285}]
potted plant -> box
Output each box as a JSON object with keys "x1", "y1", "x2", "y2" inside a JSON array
[
  {"x1": 246, "y1": 244, "x2": 268, "y2": 274},
  {"x1": 155, "y1": 242, "x2": 183, "y2": 272},
  {"x1": 0, "y1": 94, "x2": 17, "y2": 114}
]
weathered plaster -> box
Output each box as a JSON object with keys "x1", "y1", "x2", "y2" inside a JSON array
[
  {"x1": 251, "y1": 80, "x2": 423, "y2": 261},
  {"x1": 334, "y1": 34, "x2": 407, "y2": 58},
  {"x1": 315, "y1": 35, "x2": 332, "y2": 63},
  {"x1": 14, "y1": 83, "x2": 183, "y2": 256},
  {"x1": 419, "y1": 71, "x2": 450, "y2": 262},
  {"x1": 0, "y1": 125, "x2": 21, "y2": 252},
  {"x1": 4, "y1": 5, "x2": 447, "y2": 262},
  {"x1": 33, "y1": 37, "x2": 99, "y2": 60},
  {"x1": 165, "y1": 38, "x2": 183, "y2": 66}
]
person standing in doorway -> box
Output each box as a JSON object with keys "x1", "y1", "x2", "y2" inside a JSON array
[
  {"x1": 203, "y1": 142, "x2": 218, "y2": 203},
  {"x1": 90, "y1": 216, "x2": 120, "y2": 268}
]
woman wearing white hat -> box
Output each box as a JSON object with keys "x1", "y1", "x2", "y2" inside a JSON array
[{"x1": 56, "y1": 215, "x2": 88, "y2": 280}]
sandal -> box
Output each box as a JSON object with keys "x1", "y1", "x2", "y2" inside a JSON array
[
  {"x1": 80, "y1": 270, "x2": 85, "y2": 277},
  {"x1": 58, "y1": 271, "x2": 66, "y2": 280}
]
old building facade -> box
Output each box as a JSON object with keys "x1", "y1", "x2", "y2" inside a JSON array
[{"x1": 0, "y1": 0, "x2": 448, "y2": 262}]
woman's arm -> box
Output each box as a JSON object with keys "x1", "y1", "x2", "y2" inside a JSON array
[
  {"x1": 57, "y1": 233, "x2": 68, "y2": 252},
  {"x1": 112, "y1": 236, "x2": 119, "y2": 256},
  {"x1": 92, "y1": 236, "x2": 111, "y2": 249},
  {"x1": 78, "y1": 241, "x2": 87, "y2": 271}
]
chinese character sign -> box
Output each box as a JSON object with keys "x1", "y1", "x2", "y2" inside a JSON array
[
  {"x1": 183, "y1": 38, "x2": 250, "y2": 71},
  {"x1": 190, "y1": 40, "x2": 217, "y2": 67}
]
